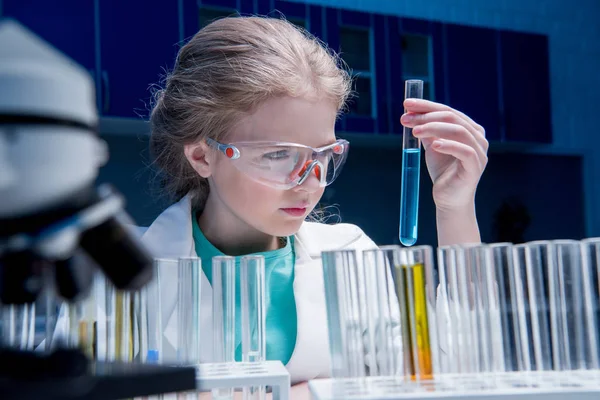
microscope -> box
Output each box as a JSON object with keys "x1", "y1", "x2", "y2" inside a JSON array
[{"x1": 0, "y1": 20, "x2": 196, "y2": 399}]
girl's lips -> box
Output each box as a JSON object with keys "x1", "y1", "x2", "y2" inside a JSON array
[{"x1": 280, "y1": 207, "x2": 307, "y2": 217}]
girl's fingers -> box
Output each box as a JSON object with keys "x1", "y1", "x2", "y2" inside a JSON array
[
  {"x1": 403, "y1": 99, "x2": 487, "y2": 148},
  {"x1": 412, "y1": 122, "x2": 487, "y2": 163},
  {"x1": 431, "y1": 139, "x2": 487, "y2": 172}
]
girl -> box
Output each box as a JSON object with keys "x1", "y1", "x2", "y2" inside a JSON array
[{"x1": 141, "y1": 15, "x2": 488, "y2": 397}]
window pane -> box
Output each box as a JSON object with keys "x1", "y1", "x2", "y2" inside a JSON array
[
  {"x1": 401, "y1": 34, "x2": 430, "y2": 77},
  {"x1": 199, "y1": 8, "x2": 236, "y2": 29},
  {"x1": 340, "y1": 27, "x2": 371, "y2": 71},
  {"x1": 348, "y1": 76, "x2": 372, "y2": 116}
]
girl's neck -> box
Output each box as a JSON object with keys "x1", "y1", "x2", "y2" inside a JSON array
[{"x1": 197, "y1": 198, "x2": 281, "y2": 256}]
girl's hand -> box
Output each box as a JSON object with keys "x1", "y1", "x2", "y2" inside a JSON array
[{"x1": 401, "y1": 99, "x2": 489, "y2": 214}]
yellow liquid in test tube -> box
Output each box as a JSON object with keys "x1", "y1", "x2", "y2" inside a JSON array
[
  {"x1": 115, "y1": 292, "x2": 134, "y2": 361},
  {"x1": 78, "y1": 320, "x2": 97, "y2": 360},
  {"x1": 401, "y1": 263, "x2": 433, "y2": 380}
]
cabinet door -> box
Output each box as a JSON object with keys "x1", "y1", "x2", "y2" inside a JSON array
[
  {"x1": 445, "y1": 23, "x2": 501, "y2": 141},
  {"x1": 2, "y1": 0, "x2": 95, "y2": 71},
  {"x1": 98, "y1": 0, "x2": 179, "y2": 118},
  {"x1": 337, "y1": 9, "x2": 376, "y2": 134},
  {"x1": 500, "y1": 31, "x2": 552, "y2": 143},
  {"x1": 397, "y1": 18, "x2": 445, "y2": 134}
]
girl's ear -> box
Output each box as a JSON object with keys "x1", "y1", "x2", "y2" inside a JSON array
[{"x1": 184, "y1": 140, "x2": 214, "y2": 178}]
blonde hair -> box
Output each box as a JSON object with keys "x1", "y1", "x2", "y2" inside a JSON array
[{"x1": 149, "y1": 16, "x2": 352, "y2": 210}]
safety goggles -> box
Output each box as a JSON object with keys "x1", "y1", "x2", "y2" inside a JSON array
[{"x1": 206, "y1": 138, "x2": 350, "y2": 190}]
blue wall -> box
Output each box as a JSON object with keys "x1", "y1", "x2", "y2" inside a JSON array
[
  {"x1": 3, "y1": 0, "x2": 595, "y2": 245},
  {"x1": 93, "y1": 0, "x2": 596, "y2": 246},
  {"x1": 280, "y1": 0, "x2": 600, "y2": 239}
]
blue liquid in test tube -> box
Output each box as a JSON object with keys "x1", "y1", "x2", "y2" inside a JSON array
[{"x1": 399, "y1": 80, "x2": 424, "y2": 247}]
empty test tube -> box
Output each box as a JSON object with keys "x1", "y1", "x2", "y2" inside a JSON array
[
  {"x1": 460, "y1": 245, "x2": 493, "y2": 373},
  {"x1": 1, "y1": 303, "x2": 35, "y2": 350},
  {"x1": 241, "y1": 255, "x2": 266, "y2": 400},
  {"x1": 513, "y1": 242, "x2": 553, "y2": 372},
  {"x1": 177, "y1": 257, "x2": 202, "y2": 365},
  {"x1": 489, "y1": 243, "x2": 518, "y2": 372},
  {"x1": 580, "y1": 238, "x2": 600, "y2": 369},
  {"x1": 552, "y1": 240, "x2": 586, "y2": 371},
  {"x1": 438, "y1": 246, "x2": 471, "y2": 373},
  {"x1": 399, "y1": 79, "x2": 424, "y2": 247},
  {"x1": 322, "y1": 249, "x2": 366, "y2": 378},
  {"x1": 363, "y1": 246, "x2": 403, "y2": 376},
  {"x1": 213, "y1": 256, "x2": 236, "y2": 400}
]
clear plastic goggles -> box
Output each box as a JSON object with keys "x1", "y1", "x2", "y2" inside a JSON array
[{"x1": 206, "y1": 138, "x2": 350, "y2": 190}]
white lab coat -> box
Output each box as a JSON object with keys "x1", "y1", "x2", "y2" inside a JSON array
[{"x1": 137, "y1": 194, "x2": 379, "y2": 384}]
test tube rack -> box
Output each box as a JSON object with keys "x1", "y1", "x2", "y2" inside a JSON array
[
  {"x1": 308, "y1": 370, "x2": 600, "y2": 400},
  {"x1": 195, "y1": 360, "x2": 290, "y2": 399}
]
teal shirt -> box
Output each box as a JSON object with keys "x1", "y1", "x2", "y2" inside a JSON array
[{"x1": 192, "y1": 212, "x2": 298, "y2": 364}]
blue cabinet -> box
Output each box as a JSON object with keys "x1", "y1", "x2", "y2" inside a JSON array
[
  {"x1": 98, "y1": 1, "x2": 179, "y2": 118},
  {"x1": 3, "y1": 0, "x2": 181, "y2": 119},
  {"x1": 444, "y1": 24, "x2": 502, "y2": 141},
  {"x1": 500, "y1": 31, "x2": 552, "y2": 143},
  {"x1": 2, "y1": 0, "x2": 96, "y2": 71},
  {"x1": 396, "y1": 18, "x2": 445, "y2": 135},
  {"x1": 1, "y1": 1, "x2": 553, "y2": 143},
  {"x1": 274, "y1": 0, "x2": 307, "y2": 21}
]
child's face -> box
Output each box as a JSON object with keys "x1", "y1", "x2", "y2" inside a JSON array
[{"x1": 209, "y1": 96, "x2": 338, "y2": 237}]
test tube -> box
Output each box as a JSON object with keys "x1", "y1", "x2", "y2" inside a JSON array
[
  {"x1": 437, "y1": 246, "x2": 463, "y2": 373},
  {"x1": 459, "y1": 245, "x2": 493, "y2": 373},
  {"x1": 115, "y1": 290, "x2": 133, "y2": 362},
  {"x1": 213, "y1": 255, "x2": 236, "y2": 400},
  {"x1": 78, "y1": 293, "x2": 97, "y2": 360},
  {"x1": 240, "y1": 255, "x2": 266, "y2": 400},
  {"x1": 363, "y1": 246, "x2": 403, "y2": 376},
  {"x1": 134, "y1": 260, "x2": 163, "y2": 364},
  {"x1": 176, "y1": 257, "x2": 202, "y2": 365},
  {"x1": 488, "y1": 243, "x2": 518, "y2": 372},
  {"x1": 399, "y1": 79, "x2": 424, "y2": 247},
  {"x1": 552, "y1": 240, "x2": 586, "y2": 371},
  {"x1": 322, "y1": 249, "x2": 366, "y2": 378},
  {"x1": 513, "y1": 242, "x2": 553, "y2": 372},
  {"x1": 580, "y1": 238, "x2": 600, "y2": 369},
  {"x1": 396, "y1": 245, "x2": 435, "y2": 380},
  {"x1": 1, "y1": 303, "x2": 35, "y2": 350},
  {"x1": 452, "y1": 245, "x2": 479, "y2": 373}
]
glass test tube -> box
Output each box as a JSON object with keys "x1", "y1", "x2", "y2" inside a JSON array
[
  {"x1": 42, "y1": 267, "x2": 58, "y2": 352},
  {"x1": 135, "y1": 259, "x2": 163, "y2": 364},
  {"x1": 396, "y1": 245, "x2": 435, "y2": 380},
  {"x1": 580, "y1": 238, "x2": 600, "y2": 370},
  {"x1": 459, "y1": 245, "x2": 492, "y2": 373},
  {"x1": 452, "y1": 245, "x2": 479, "y2": 373},
  {"x1": 510, "y1": 245, "x2": 532, "y2": 372},
  {"x1": 489, "y1": 243, "x2": 518, "y2": 372},
  {"x1": 241, "y1": 255, "x2": 266, "y2": 400},
  {"x1": 437, "y1": 246, "x2": 464, "y2": 373},
  {"x1": 78, "y1": 293, "x2": 97, "y2": 360},
  {"x1": 399, "y1": 79, "x2": 424, "y2": 247},
  {"x1": 213, "y1": 256, "x2": 236, "y2": 400},
  {"x1": 1, "y1": 303, "x2": 35, "y2": 350},
  {"x1": 322, "y1": 249, "x2": 365, "y2": 378},
  {"x1": 513, "y1": 242, "x2": 553, "y2": 372},
  {"x1": 115, "y1": 290, "x2": 133, "y2": 362},
  {"x1": 363, "y1": 246, "x2": 403, "y2": 377},
  {"x1": 552, "y1": 240, "x2": 586, "y2": 371},
  {"x1": 176, "y1": 257, "x2": 201, "y2": 365}
]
